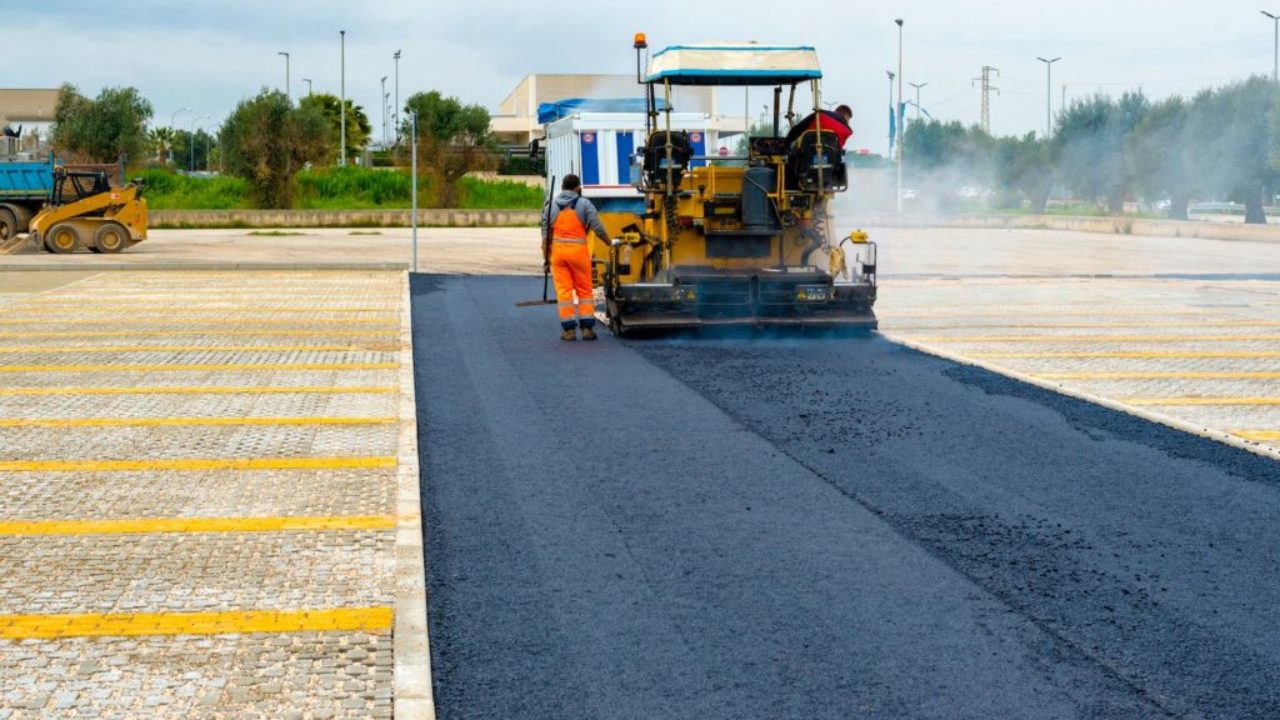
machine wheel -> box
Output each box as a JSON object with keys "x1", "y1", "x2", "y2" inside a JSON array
[
  {"x1": 91, "y1": 222, "x2": 129, "y2": 254},
  {"x1": 0, "y1": 208, "x2": 16, "y2": 242},
  {"x1": 45, "y1": 223, "x2": 82, "y2": 254}
]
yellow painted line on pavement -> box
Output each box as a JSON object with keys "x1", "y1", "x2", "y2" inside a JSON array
[
  {"x1": 908, "y1": 334, "x2": 1280, "y2": 344},
  {"x1": 0, "y1": 416, "x2": 396, "y2": 429},
  {"x1": 0, "y1": 318, "x2": 398, "y2": 327},
  {"x1": 0, "y1": 385, "x2": 395, "y2": 397},
  {"x1": 1038, "y1": 371, "x2": 1280, "y2": 380},
  {"x1": 884, "y1": 321, "x2": 1280, "y2": 330},
  {"x1": 24, "y1": 304, "x2": 397, "y2": 313},
  {"x1": 0, "y1": 456, "x2": 396, "y2": 472},
  {"x1": 0, "y1": 362, "x2": 398, "y2": 373},
  {"x1": 0, "y1": 607, "x2": 393, "y2": 639},
  {"x1": 1122, "y1": 397, "x2": 1280, "y2": 406},
  {"x1": 973, "y1": 351, "x2": 1280, "y2": 360},
  {"x1": 1235, "y1": 431, "x2": 1280, "y2": 441},
  {"x1": 0, "y1": 515, "x2": 395, "y2": 536},
  {"x1": 0, "y1": 344, "x2": 400, "y2": 354},
  {"x1": 0, "y1": 330, "x2": 399, "y2": 339}
]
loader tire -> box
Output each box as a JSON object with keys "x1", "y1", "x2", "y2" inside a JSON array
[
  {"x1": 0, "y1": 208, "x2": 16, "y2": 243},
  {"x1": 91, "y1": 222, "x2": 129, "y2": 254},
  {"x1": 45, "y1": 223, "x2": 81, "y2": 254}
]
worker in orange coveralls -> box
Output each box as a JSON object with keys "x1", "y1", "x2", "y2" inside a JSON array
[{"x1": 541, "y1": 174, "x2": 611, "y2": 341}]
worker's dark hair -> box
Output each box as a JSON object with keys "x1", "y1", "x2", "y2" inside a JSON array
[
  {"x1": 562, "y1": 174, "x2": 581, "y2": 191},
  {"x1": 835, "y1": 104, "x2": 853, "y2": 119}
]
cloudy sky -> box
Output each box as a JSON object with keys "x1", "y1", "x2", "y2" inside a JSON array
[{"x1": 7, "y1": 0, "x2": 1276, "y2": 151}]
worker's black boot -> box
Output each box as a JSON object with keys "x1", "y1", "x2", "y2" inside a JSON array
[
  {"x1": 581, "y1": 325, "x2": 598, "y2": 341},
  {"x1": 561, "y1": 327, "x2": 577, "y2": 342}
]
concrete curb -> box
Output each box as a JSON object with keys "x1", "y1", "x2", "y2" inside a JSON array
[
  {"x1": 858, "y1": 213, "x2": 1280, "y2": 244},
  {"x1": 394, "y1": 274, "x2": 436, "y2": 719},
  {"x1": 0, "y1": 262, "x2": 410, "y2": 272},
  {"x1": 151, "y1": 209, "x2": 540, "y2": 229},
  {"x1": 882, "y1": 332, "x2": 1280, "y2": 463}
]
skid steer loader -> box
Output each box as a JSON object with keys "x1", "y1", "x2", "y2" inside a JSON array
[{"x1": 29, "y1": 167, "x2": 147, "y2": 254}]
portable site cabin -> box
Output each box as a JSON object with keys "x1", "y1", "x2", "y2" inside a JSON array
[{"x1": 539, "y1": 98, "x2": 720, "y2": 213}]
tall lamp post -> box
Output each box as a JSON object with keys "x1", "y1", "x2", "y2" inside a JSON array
[
  {"x1": 301, "y1": 78, "x2": 313, "y2": 97},
  {"x1": 340, "y1": 30, "x2": 347, "y2": 166},
  {"x1": 393, "y1": 50, "x2": 402, "y2": 144},
  {"x1": 895, "y1": 18, "x2": 904, "y2": 213},
  {"x1": 189, "y1": 114, "x2": 210, "y2": 172},
  {"x1": 1037, "y1": 56, "x2": 1061, "y2": 138},
  {"x1": 380, "y1": 76, "x2": 388, "y2": 147},
  {"x1": 1265, "y1": 11, "x2": 1280, "y2": 82},
  {"x1": 908, "y1": 81, "x2": 927, "y2": 120},
  {"x1": 278, "y1": 51, "x2": 290, "y2": 99}
]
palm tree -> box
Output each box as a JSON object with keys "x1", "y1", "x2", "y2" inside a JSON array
[{"x1": 148, "y1": 126, "x2": 175, "y2": 164}]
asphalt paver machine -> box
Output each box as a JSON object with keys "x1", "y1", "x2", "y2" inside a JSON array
[{"x1": 593, "y1": 35, "x2": 878, "y2": 335}]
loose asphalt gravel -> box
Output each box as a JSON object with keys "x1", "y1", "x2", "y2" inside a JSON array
[{"x1": 411, "y1": 274, "x2": 1280, "y2": 720}]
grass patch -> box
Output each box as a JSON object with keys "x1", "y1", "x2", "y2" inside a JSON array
[
  {"x1": 348, "y1": 230, "x2": 383, "y2": 235},
  {"x1": 139, "y1": 168, "x2": 252, "y2": 210},
  {"x1": 247, "y1": 230, "x2": 306, "y2": 236},
  {"x1": 456, "y1": 177, "x2": 543, "y2": 210}
]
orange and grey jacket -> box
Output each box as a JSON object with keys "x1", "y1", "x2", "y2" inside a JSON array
[{"x1": 541, "y1": 191, "x2": 610, "y2": 243}]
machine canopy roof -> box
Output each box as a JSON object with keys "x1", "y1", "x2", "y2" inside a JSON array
[
  {"x1": 537, "y1": 97, "x2": 667, "y2": 124},
  {"x1": 646, "y1": 43, "x2": 822, "y2": 86}
]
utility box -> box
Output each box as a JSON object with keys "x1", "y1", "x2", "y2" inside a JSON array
[{"x1": 541, "y1": 101, "x2": 719, "y2": 212}]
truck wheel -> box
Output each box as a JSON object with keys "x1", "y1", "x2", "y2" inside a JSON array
[
  {"x1": 91, "y1": 222, "x2": 129, "y2": 254},
  {"x1": 0, "y1": 208, "x2": 15, "y2": 242},
  {"x1": 45, "y1": 223, "x2": 81, "y2": 254}
]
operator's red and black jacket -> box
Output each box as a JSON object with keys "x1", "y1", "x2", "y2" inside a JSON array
[{"x1": 784, "y1": 110, "x2": 853, "y2": 149}]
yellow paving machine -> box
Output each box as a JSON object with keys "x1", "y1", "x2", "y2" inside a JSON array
[
  {"x1": 29, "y1": 167, "x2": 147, "y2": 254},
  {"x1": 588, "y1": 35, "x2": 877, "y2": 335}
]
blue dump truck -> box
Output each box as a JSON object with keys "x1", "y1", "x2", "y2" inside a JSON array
[{"x1": 0, "y1": 155, "x2": 55, "y2": 243}]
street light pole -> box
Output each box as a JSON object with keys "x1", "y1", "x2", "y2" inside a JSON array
[
  {"x1": 1037, "y1": 56, "x2": 1061, "y2": 139},
  {"x1": 895, "y1": 18, "x2": 904, "y2": 214},
  {"x1": 189, "y1": 114, "x2": 210, "y2": 172},
  {"x1": 380, "y1": 76, "x2": 388, "y2": 147},
  {"x1": 411, "y1": 112, "x2": 418, "y2": 273},
  {"x1": 393, "y1": 50, "x2": 402, "y2": 145},
  {"x1": 302, "y1": 78, "x2": 313, "y2": 97},
  {"x1": 886, "y1": 71, "x2": 895, "y2": 157},
  {"x1": 908, "y1": 81, "x2": 927, "y2": 120},
  {"x1": 340, "y1": 30, "x2": 347, "y2": 166},
  {"x1": 278, "y1": 51, "x2": 290, "y2": 99},
  {"x1": 1264, "y1": 11, "x2": 1280, "y2": 82}
]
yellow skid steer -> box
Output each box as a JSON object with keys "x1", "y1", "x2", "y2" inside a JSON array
[{"x1": 29, "y1": 168, "x2": 147, "y2": 254}]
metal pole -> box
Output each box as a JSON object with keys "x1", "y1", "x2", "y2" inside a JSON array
[
  {"x1": 394, "y1": 50, "x2": 402, "y2": 145},
  {"x1": 1037, "y1": 57, "x2": 1061, "y2": 139},
  {"x1": 411, "y1": 112, "x2": 418, "y2": 273},
  {"x1": 909, "y1": 82, "x2": 927, "y2": 120},
  {"x1": 380, "y1": 76, "x2": 387, "y2": 147},
  {"x1": 340, "y1": 30, "x2": 347, "y2": 166},
  {"x1": 189, "y1": 115, "x2": 208, "y2": 172},
  {"x1": 278, "y1": 52, "x2": 290, "y2": 99},
  {"x1": 1268, "y1": 13, "x2": 1280, "y2": 81},
  {"x1": 895, "y1": 18, "x2": 904, "y2": 214}
]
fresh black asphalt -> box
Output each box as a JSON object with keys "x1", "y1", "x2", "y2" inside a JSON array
[{"x1": 411, "y1": 274, "x2": 1280, "y2": 719}]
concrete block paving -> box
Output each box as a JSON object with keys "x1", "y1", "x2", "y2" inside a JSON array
[{"x1": 0, "y1": 270, "x2": 417, "y2": 719}]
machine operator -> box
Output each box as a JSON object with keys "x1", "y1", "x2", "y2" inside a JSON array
[{"x1": 784, "y1": 104, "x2": 854, "y2": 149}]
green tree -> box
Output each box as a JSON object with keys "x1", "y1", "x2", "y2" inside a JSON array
[
  {"x1": 170, "y1": 129, "x2": 218, "y2": 172},
  {"x1": 51, "y1": 84, "x2": 154, "y2": 163},
  {"x1": 402, "y1": 90, "x2": 496, "y2": 207},
  {"x1": 1191, "y1": 77, "x2": 1278, "y2": 224},
  {"x1": 147, "y1": 126, "x2": 174, "y2": 164},
  {"x1": 299, "y1": 93, "x2": 371, "y2": 164},
  {"x1": 1054, "y1": 91, "x2": 1149, "y2": 213},
  {"x1": 1128, "y1": 95, "x2": 1195, "y2": 220},
  {"x1": 994, "y1": 133, "x2": 1054, "y2": 213},
  {"x1": 221, "y1": 90, "x2": 330, "y2": 208}
]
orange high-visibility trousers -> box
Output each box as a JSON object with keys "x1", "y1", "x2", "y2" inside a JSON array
[{"x1": 550, "y1": 240, "x2": 595, "y2": 329}]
